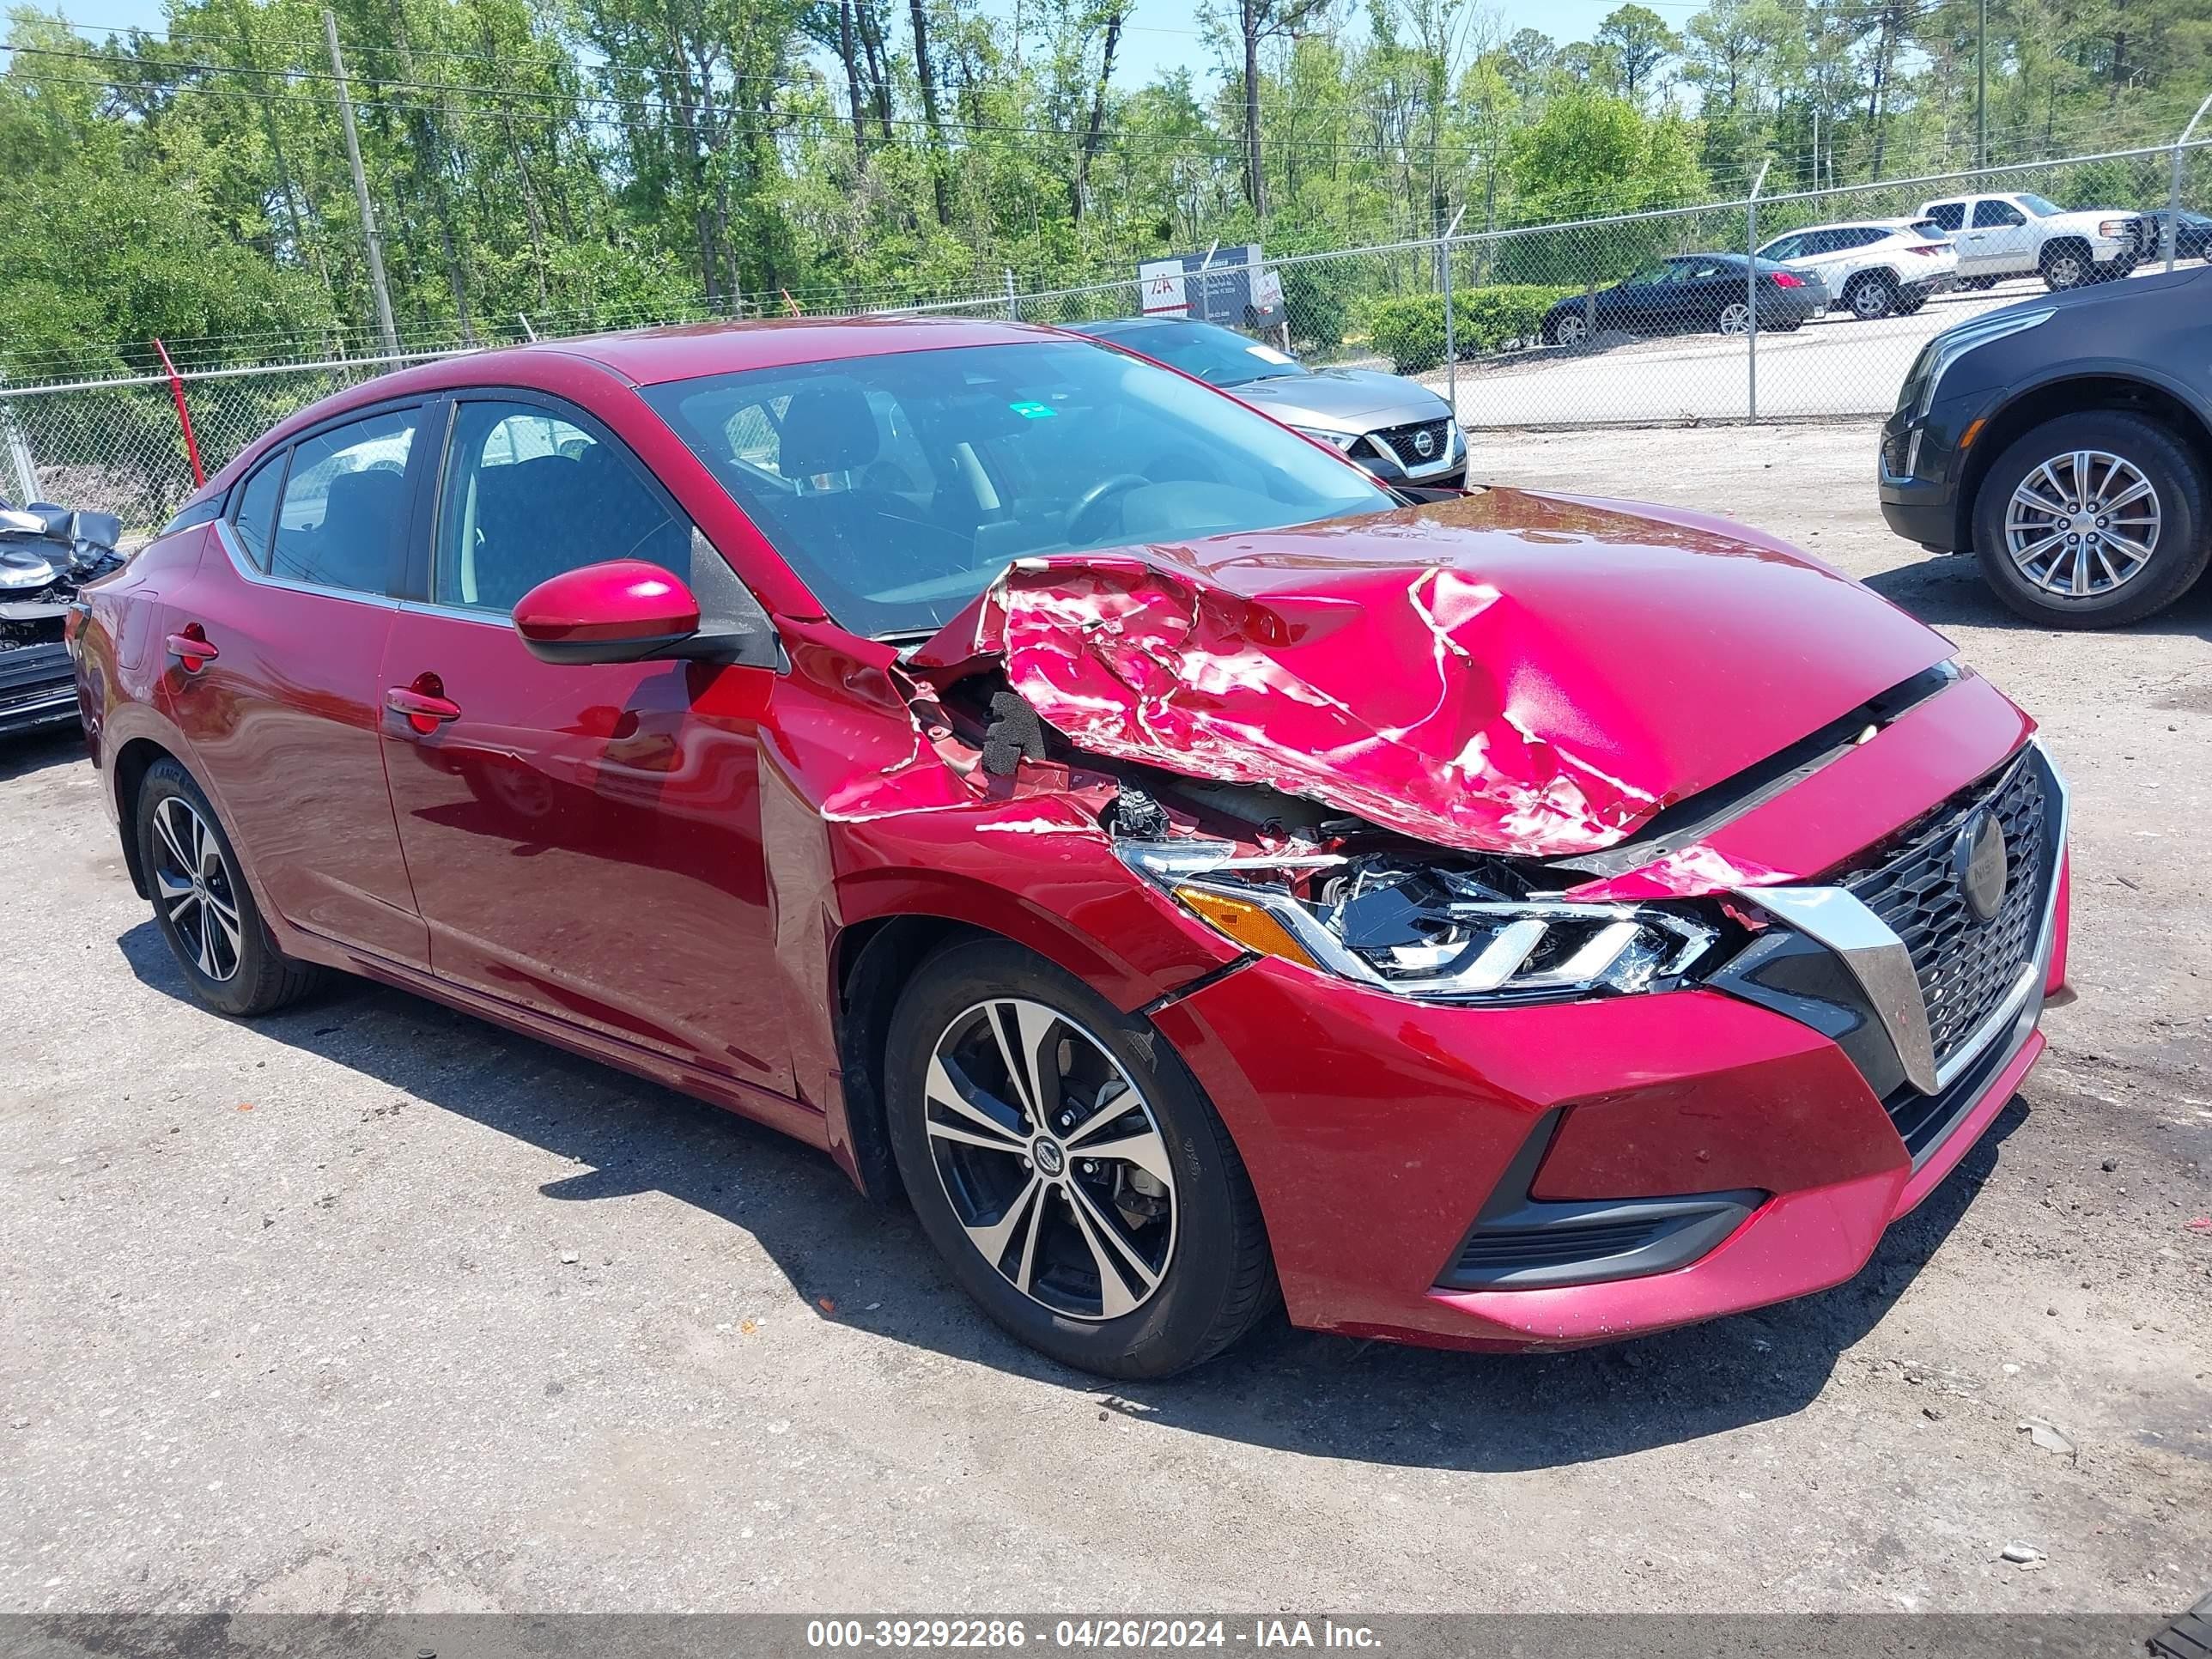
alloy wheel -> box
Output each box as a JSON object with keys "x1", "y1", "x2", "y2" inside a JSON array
[
  {"x1": 2046, "y1": 252, "x2": 2087, "y2": 289},
  {"x1": 1851, "y1": 279, "x2": 1893, "y2": 319},
  {"x1": 1718, "y1": 301, "x2": 1752, "y2": 336},
  {"x1": 923, "y1": 998, "x2": 1177, "y2": 1321},
  {"x1": 2004, "y1": 448, "x2": 2162, "y2": 599},
  {"x1": 151, "y1": 794, "x2": 245, "y2": 982},
  {"x1": 1552, "y1": 313, "x2": 1587, "y2": 347}
]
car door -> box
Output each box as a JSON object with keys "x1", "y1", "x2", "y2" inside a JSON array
[
  {"x1": 161, "y1": 404, "x2": 432, "y2": 969},
  {"x1": 1975, "y1": 198, "x2": 2033, "y2": 276},
  {"x1": 1662, "y1": 258, "x2": 1735, "y2": 331},
  {"x1": 1922, "y1": 200, "x2": 1969, "y2": 267},
  {"x1": 1603, "y1": 261, "x2": 1679, "y2": 333},
  {"x1": 375, "y1": 392, "x2": 789, "y2": 1092}
]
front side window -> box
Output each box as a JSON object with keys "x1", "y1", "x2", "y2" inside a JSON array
[
  {"x1": 1760, "y1": 234, "x2": 1803, "y2": 262},
  {"x1": 270, "y1": 410, "x2": 417, "y2": 594},
  {"x1": 1972, "y1": 200, "x2": 2027, "y2": 228},
  {"x1": 229, "y1": 453, "x2": 285, "y2": 571},
  {"x1": 642, "y1": 340, "x2": 1394, "y2": 639},
  {"x1": 434, "y1": 401, "x2": 689, "y2": 614}
]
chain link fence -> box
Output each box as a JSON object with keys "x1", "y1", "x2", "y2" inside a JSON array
[{"x1": 4, "y1": 141, "x2": 2206, "y2": 534}]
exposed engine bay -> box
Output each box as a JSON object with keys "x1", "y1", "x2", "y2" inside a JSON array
[
  {"x1": 1, "y1": 501, "x2": 123, "y2": 736},
  {"x1": 916, "y1": 664, "x2": 1744, "y2": 1009}
]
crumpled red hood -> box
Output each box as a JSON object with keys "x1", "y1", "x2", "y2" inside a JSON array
[{"x1": 910, "y1": 489, "x2": 1954, "y2": 858}]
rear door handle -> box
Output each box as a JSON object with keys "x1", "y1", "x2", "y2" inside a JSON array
[
  {"x1": 386, "y1": 681, "x2": 462, "y2": 734},
  {"x1": 165, "y1": 626, "x2": 218, "y2": 670}
]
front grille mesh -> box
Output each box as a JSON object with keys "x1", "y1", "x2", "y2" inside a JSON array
[
  {"x1": 1369, "y1": 417, "x2": 1452, "y2": 469},
  {"x1": 1839, "y1": 750, "x2": 2049, "y2": 1073}
]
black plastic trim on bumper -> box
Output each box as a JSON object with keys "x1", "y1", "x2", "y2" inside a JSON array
[
  {"x1": 1885, "y1": 962, "x2": 2042, "y2": 1168},
  {"x1": 0, "y1": 640, "x2": 80, "y2": 736},
  {"x1": 1434, "y1": 1110, "x2": 1765, "y2": 1292}
]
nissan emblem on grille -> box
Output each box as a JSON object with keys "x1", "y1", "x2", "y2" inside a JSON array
[
  {"x1": 1841, "y1": 752, "x2": 2048, "y2": 1072},
  {"x1": 1413, "y1": 428, "x2": 1435, "y2": 458},
  {"x1": 1954, "y1": 810, "x2": 2008, "y2": 925}
]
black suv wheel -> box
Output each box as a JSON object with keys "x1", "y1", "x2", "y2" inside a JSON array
[{"x1": 1972, "y1": 410, "x2": 2210, "y2": 627}]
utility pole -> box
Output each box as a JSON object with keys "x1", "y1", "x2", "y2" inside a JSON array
[
  {"x1": 1747, "y1": 157, "x2": 1771, "y2": 425},
  {"x1": 1975, "y1": 0, "x2": 1988, "y2": 174},
  {"x1": 324, "y1": 8, "x2": 399, "y2": 358}
]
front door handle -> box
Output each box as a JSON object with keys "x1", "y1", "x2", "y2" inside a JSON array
[
  {"x1": 165, "y1": 626, "x2": 218, "y2": 671},
  {"x1": 386, "y1": 678, "x2": 461, "y2": 734}
]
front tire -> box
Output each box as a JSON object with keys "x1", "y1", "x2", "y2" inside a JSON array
[
  {"x1": 2041, "y1": 242, "x2": 2092, "y2": 291},
  {"x1": 135, "y1": 759, "x2": 322, "y2": 1017},
  {"x1": 1972, "y1": 411, "x2": 2209, "y2": 628},
  {"x1": 884, "y1": 938, "x2": 1276, "y2": 1377}
]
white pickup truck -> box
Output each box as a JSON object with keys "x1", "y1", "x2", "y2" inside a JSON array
[{"x1": 1916, "y1": 191, "x2": 2141, "y2": 290}]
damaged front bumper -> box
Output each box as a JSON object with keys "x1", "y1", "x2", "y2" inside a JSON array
[
  {"x1": 1143, "y1": 738, "x2": 2067, "y2": 1352},
  {"x1": 2, "y1": 501, "x2": 122, "y2": 738},
  {"x1": 890, "y1": 502, "x2": 2068, "y2": 1352}
]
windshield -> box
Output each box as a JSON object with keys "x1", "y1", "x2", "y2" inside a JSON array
[
  {"x1": 1095, "y1": 320, "x2": 1308, "y2": 388},
  {"x1": 641, "y1": 340, "x2": 1394, "y2": 639},
  {"x1": 2017, "y1": 193, "x2": 2064, "y2": 217}
]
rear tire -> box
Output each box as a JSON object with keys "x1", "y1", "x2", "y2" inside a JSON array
[
  {"x1": 884, "y1": 938, "x2": 1277, "y2": 1377},
  {"x1": 1972, "y1": 410, "x2": 2209, "y2": 628},
  {"x1": 1845, "y1": 271, "x2": 1898, "y2": 320},
  {"x1": 135, "y1": 759, "x2": 323, "y2": 1017}
]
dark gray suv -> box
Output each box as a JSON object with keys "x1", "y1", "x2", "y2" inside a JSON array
[{"x1": 1879, "y1": 263, "x2": 2212, "y2": 627}]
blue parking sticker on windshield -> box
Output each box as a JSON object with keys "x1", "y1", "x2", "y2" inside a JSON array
[{"x1": 1008, "y1": 400, "x2": 1056, "y2": 419}]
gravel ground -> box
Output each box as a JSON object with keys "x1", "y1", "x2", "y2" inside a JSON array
[{"x1": 2, "y1": 418, "x2": 2207, "y2": 1619}]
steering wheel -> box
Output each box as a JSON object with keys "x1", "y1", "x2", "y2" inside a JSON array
[{"x1": 1064, "y1": 473, "x2": 1150, "y2": 544}]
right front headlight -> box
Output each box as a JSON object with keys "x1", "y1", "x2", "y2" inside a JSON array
[
  {"x1": 1908, "y1": 307, "x2": 2054, "y2": 419},
  {"x1": 1120, "y1": 840, "x2": 1719, "y2": 1003}
]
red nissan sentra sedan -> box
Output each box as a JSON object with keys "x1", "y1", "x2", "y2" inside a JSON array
[{"x1": 70, "y1": 319, "x2": 2069, "y2": 1377}]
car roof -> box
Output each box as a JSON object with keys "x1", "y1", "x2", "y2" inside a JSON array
[
  {"x1": 361, "y1": 314, "x2": 1064, "y2": 402},
  {"x1": 189, "y1": 314, "x2": 1079, "y2": 504}
]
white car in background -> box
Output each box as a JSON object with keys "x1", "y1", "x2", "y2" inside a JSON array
[
  {"x1": 1915, "y1": 192, "x2": 2140, "y2": 291},
  {"x1": 1755, "y1": 219, "x2": 1959, "y2": 321}
]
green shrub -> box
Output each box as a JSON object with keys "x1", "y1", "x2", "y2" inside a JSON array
[{"x1": 1366, "y1": 286, "x2": 1577, "y2": 374}]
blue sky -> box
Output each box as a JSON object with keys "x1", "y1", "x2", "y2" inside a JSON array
[{"x1": 49, "y1": 0, "x2": 1698, "y2": 89}]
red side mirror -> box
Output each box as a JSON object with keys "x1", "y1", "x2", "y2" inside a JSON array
[{"x1": 513, "y1": 560, "x2": 702, "y2": 665}]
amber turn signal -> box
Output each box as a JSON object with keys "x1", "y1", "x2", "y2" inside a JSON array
[{"x1": 1173, "y1": 884, "x2": 1322, "y2": 970}]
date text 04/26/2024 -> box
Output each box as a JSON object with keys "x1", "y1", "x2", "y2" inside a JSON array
[{"x1": 805, "y1": 1620, "x2": 1383, "y2": 1650}]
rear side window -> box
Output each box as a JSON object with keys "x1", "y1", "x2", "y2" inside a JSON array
[
  {"x1": 1924, "y1": 202, "x2": 1965, "y2": 231},
  {"x1": 270, "y1": 410, "x2": 417, "y2": 595},
  {"x1": 229, "y1": 455, "x2": 285, "y2": 570}
]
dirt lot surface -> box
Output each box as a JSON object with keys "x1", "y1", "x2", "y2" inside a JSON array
[{"x1": 2, "y1": 419, "x2": 2207, "y2": 1618}]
